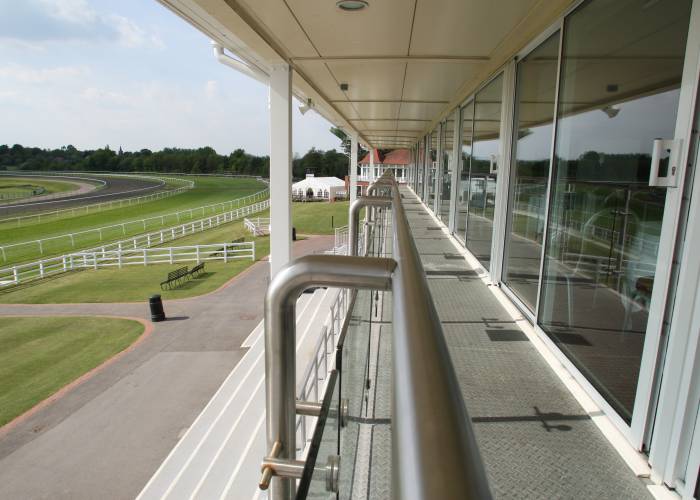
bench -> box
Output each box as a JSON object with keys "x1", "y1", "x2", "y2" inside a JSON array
[
  {"x1": 189, "y1": 262, "x2": 205, "y2": 278},
  {"x1": 211, "y1": 238, "x2": 246, "y2": 257},
  {"x1": 160, "y1": 266, "x2": 189, "y2": 290}
]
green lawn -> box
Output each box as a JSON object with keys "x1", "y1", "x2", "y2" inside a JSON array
[
  {"x1": 0, "y1": 316, "x2": 143, "y2": 426},
  {"x1": 0, "y1": 220, "x2": 270, "y2": 303},
  {"x1": 0, "y1": 176, "x2": 267, "y2": 265},
  {"x1": 0, "y1": 199, "x2": 349, "y2": 304},
  {"x1": 0, "y1": 176, "x2": 83, "y2": 201},
  {"x1": 292, "y1": 201, "x2": 349, "y2": 235}
]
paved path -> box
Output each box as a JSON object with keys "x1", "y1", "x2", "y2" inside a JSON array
[{"x1": 0, "y1": 235, "x2": 333, "y2": 500}]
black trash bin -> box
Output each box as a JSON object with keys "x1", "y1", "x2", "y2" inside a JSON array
[
  {"x1": 292, "y1": 227, "x2": 297, "y2": 241},
  {"x1": 149, "y1": 294, "x2": 166, "y2": 322}
]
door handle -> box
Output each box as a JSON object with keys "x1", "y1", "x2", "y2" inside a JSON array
[{"x1": 649, "y1": 138, "x2": 682, "y2": 188}]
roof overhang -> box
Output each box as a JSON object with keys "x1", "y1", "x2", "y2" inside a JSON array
[{"x1": 157, "y1": 0, "x2": 576, "y2": 149}]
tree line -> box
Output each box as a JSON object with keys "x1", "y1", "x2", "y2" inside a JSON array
[{"x1": 0, "y1": 140, "x2": 361, "y2": 180}]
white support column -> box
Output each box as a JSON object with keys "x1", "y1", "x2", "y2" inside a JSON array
[
  {"x1": 349, "y1": 134, "x2": 358, "y2": 205},
  {"x1": 269, "y1": 62, "x2": 293, "y2": 278},
  {"x1": 449, "y1": 107, "x2": 461, "y2": 233},
  {"x1": 369, "y1": 147, "x2": 375, "y2": 183}
]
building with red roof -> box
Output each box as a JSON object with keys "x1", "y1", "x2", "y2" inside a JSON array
[{"x1": 356, "y1": 148, "x2": 410, "y2": 195}]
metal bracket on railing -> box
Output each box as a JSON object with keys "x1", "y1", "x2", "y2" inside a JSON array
[
  {"x1": 260, "y1": 446, "x2": 340, "y2": 494},
  {"x1": 296, "y1": 398, "x2": 349, "y2": 427}
]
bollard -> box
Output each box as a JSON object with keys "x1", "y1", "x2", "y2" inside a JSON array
[
  {"x1": 149, "y1": 294, "x2": 166, "y2": 322},
  {"x1": 292, "y1": 227, "x2": 297, "y2": 241}
]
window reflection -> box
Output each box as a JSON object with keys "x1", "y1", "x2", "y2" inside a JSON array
[
  {"x1": 538, "y1": 0, "x2": 692, "y2": 421},
  {"x1": 503, "y1": 32, "x2": 560, "y2": 309},
  {"x1": 427, "y1": 130, "x2": 438, "y2": 205},
  {"x1": 456, "y1": 102, "x2": 474, "y2": 243},
  {"x1": 440, "y1": 118, "x2": 455, "y2": 225},
  {"x1": 467, "y1": 74, "x2": 503, "y2": 270}
]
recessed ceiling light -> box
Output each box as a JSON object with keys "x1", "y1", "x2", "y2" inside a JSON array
[{"x1": 336, "y1": 0, "x2": 369, "y2": 11}]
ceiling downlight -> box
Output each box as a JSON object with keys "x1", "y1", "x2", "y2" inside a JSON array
[{"x1": 336, "y1": 0, "x2": 369, "y2": 12}]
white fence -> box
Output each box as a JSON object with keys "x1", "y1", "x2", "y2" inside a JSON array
[
  {"x1": 0, "y1": 199, "x2": 270, "y2": 287},
  {"x1": 0, "y1": 175, "x2": 195, "y2": 227},
  {"x1": 243, "y1": 217, "x2": 271, "y2": 236},
  {"x1": 0, "y1": 243, "x2": 253, "y2": 286},
  {"x1": 0, "y1": 188, "x2": 269, "y2": 263},
  {"x1": 75, "y1": 242, "x2": 255, "y2": 269}
]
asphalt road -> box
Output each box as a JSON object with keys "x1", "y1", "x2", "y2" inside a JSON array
[
  {"x1": 0, "y1": 174, "x2": 167, "y2": 217},
  {"x1": 0, "y1": 235, "x2": 334, "y2": 500}
]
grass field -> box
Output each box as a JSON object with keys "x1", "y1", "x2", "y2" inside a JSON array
[
  {"x1": 0, "y1": 177, "x2": 83, "y2": 201},
  {"x1": 0, "y1": 217, "x2": 271, "y2": 303},
  {"x1": 0, "y1": 199, "x2": 350, "y2": 304},
  {"x1": 0, "y1": 316, "x2": 143, "y2": 426},
  {"x1": 0, "y1": 176, "x2": 267, "y2": 265},
  {"x1": 292, "y1": 201, "x2": 349, "y2": 234}
]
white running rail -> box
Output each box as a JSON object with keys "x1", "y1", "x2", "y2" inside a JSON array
[
  {"x1": 0, "y1": 189, "x2": 269, "y2": 263},
  {"x1": 243, "y1": 217, "x2": 271, "y2": 236},
  {"x1": 0, "y1": 243, "x2": 253, "y2": 285},
  {"x1": 0, "y1": 199, "x2": 270, "y2": 287},
  {"x1": 0, "y1": 175, "x2": 195, "y2": 227},
  {"x1": 72, "y1": 242, "x2": 255, "y2": 269}
]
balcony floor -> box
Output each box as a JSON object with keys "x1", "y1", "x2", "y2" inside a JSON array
[{"x1": 355, "y1": 187, "x2": 653, "y2": 499}]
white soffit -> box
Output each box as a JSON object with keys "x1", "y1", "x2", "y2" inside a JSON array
[{"x1": 162, "y1": 0, "x2": 578, "y2": 148}]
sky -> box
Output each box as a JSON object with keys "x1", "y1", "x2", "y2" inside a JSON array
[{"x1": 0, "y1": 0, "x2": 341, "y2": 156}]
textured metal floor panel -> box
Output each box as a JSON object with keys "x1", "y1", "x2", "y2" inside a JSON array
[{"x1": 390, "y1": 187, "x2": 651, "y2": 499}]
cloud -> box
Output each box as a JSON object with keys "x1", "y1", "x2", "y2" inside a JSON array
[
  {"x1": 204, "y1": 80, "x2": 218, "y2": 100},
  {"x1": 0, "y1": 64, "x2": 90, "y2": 83},
  {"x1": 0, "y1": 0, "x2": 165, "y2": 49}
]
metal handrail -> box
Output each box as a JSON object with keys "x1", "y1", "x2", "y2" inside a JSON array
[
  {"x1": 262, "y1": 255, "x2": 396, "y2": 498},
  {"x1": 384, "y1": 175, "x2": 491, "y2": 499},
  {"x1": 261, "y1": 172, "x2": 491, "y2": 499}
]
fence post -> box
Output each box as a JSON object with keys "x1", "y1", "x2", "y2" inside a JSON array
[
  {"x1": 39, "y1": 260, "x2": 45, "y2": 277},
  {"x1": 62, "y1": 256, "x2": 67, "y2": 271},
  {"x1": 144, "y1": 248, "x2": 148, "y2": 266},
  {"x1": 13, "y1": 266, "x2": 19, "y2": 283},
  {"x1": 38, "y1": 240, "x2": 43, "y2": 255},
  {"x1": 99, "y1": 228, "x2": 103, "y2": 241},
  {"x1": 147, "y1": 234, "x2": 151, "y2": 247},
  {"x1": 251, "y1": 240, "x2": 256, "y2": 260},
  {"x1": 224, "y1": 244, "x2": 228, "y2": 263},
  {"x1": 196, "y1": 245, "x2": 200, "y2": 264},
  {"x1": 94, "y1": 253, "x2": 98, "y2": 270},
  {"x1": 170, "y1": 247, "x2": 173, "y2": 264},
  {"x1": 0, "y1": 247, "x2": 4, "y2": 263}
]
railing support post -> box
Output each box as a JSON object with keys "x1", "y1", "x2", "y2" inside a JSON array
[{"x1": 262, "y1": 255, "x2": 395, "y2": 499}]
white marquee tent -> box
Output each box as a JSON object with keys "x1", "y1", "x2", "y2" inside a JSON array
[{"x1": 291, "y1": 174, "x2": 346, "y2": 201}]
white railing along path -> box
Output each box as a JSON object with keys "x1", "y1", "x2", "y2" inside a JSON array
[
  {"x1": 0, "y1": 188, "x2": 269, "y2": 263},
  {"x1": 0, "y1": 199, "x2": 270, "y2": 287}
]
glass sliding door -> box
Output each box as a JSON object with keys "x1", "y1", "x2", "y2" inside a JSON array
[
  {"x1": 417, "y1": 139, "x2": 424, "y2": 198},
  {"x1": 427, "y1": 129, "x2": 438, "y2": 207},
  {"x1": 455, "y1": 102, "x2": 474, "y2": 243},
  {"x1": 502, "y1": 33, "x2": 561, "y2": 310},
  {"x1": 466, "y1": 74, "x2": 504, "y2": 269},
  {"x1": 538, "y1": 0, "x2": 693, "y2": 422},
  {"x1": 439, "y1": 117, "x2": 455, "y2": 225}
]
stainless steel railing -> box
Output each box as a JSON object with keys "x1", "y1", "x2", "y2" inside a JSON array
[{"x1": 260, "y1": 172, "x2": 491, "y2": 499}]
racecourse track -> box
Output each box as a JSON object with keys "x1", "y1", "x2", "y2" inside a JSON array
[{"x1": 0, "y1": 174, "x2": 167, "y2": 216}]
